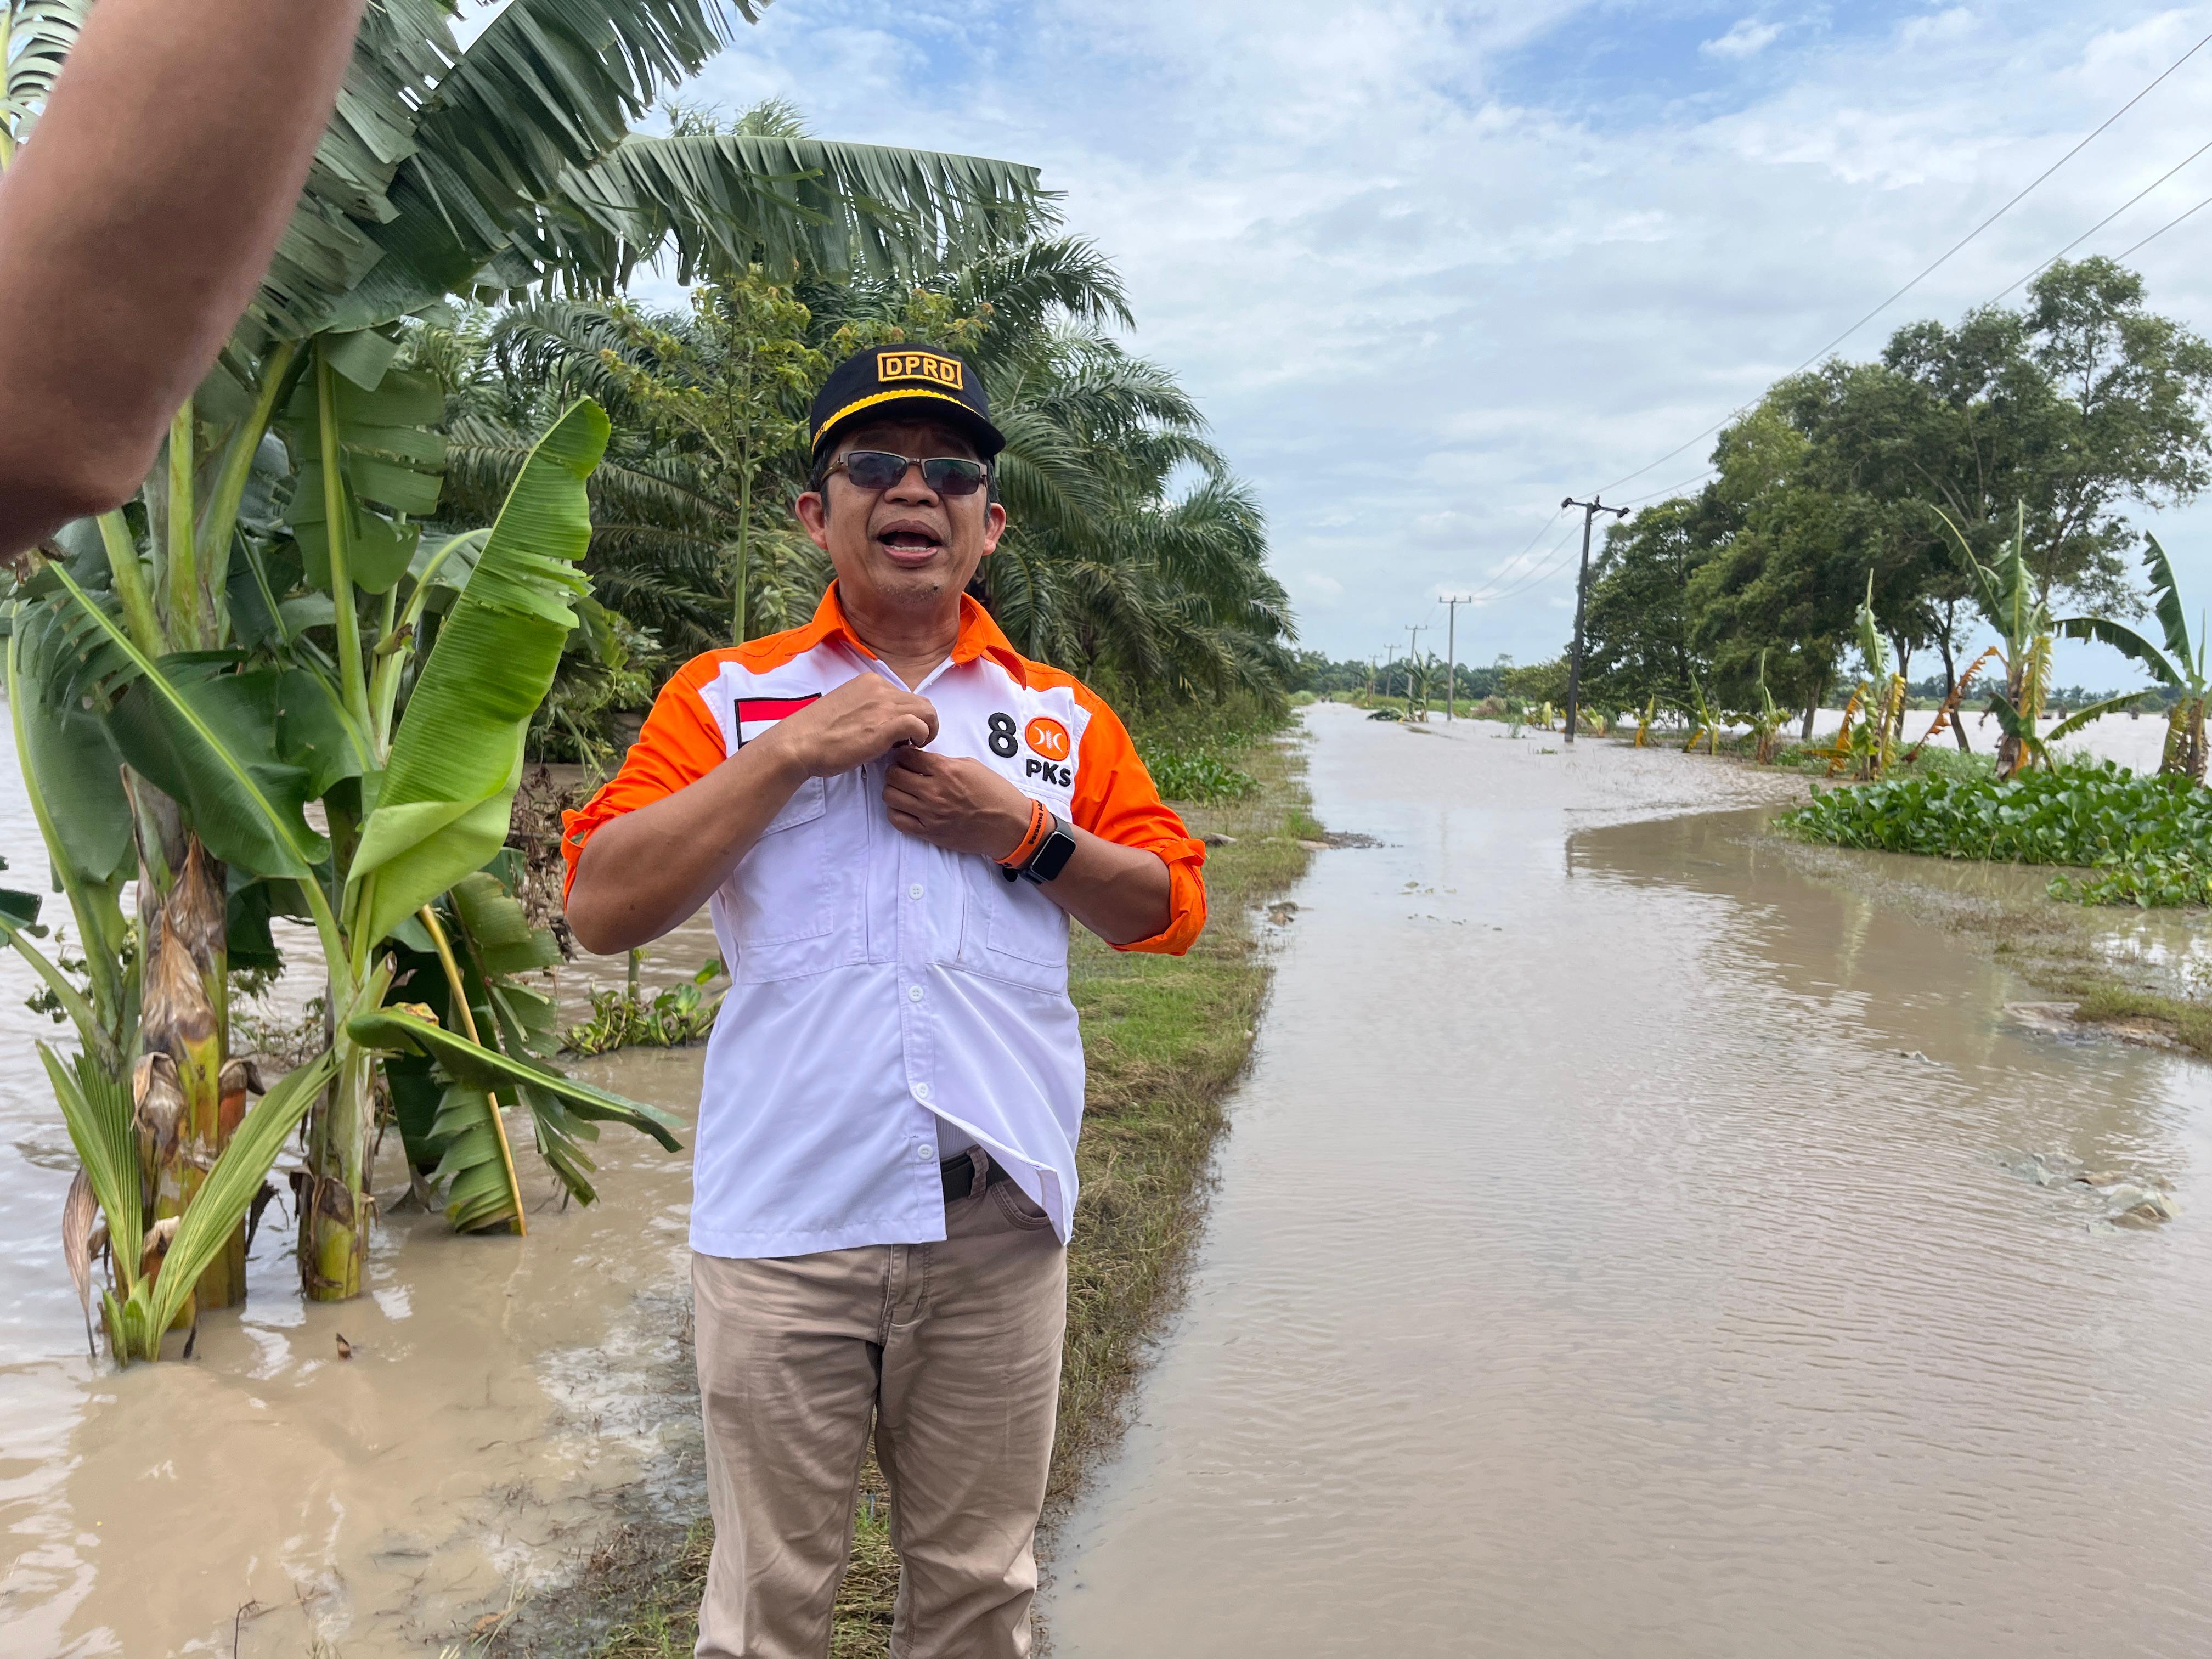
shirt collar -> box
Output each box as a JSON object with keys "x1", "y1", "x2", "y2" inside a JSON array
[{"x1": 809, "y1": 581, "x2": 1024, "y2": 676}]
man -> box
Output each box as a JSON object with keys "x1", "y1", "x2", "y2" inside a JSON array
[
  {"x1": 562, "y1": 345, "x2": 1207, "y2": 1658},
  {"x1": 0, "y1": 0, "x2": 369, "y2": 556}
]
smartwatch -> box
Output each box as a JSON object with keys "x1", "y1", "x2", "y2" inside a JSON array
[{"x1": 1004, "y1": 814, "x2": 1079, "y2": 884}]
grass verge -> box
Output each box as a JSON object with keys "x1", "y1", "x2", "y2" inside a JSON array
[{"x1": 499, "y1": 727, "x2": 1314, "y2": 1658}]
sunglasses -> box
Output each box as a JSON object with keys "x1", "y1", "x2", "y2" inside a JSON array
[{"x1": 823, "y1": 450, "x2": 990, "y2": 498}]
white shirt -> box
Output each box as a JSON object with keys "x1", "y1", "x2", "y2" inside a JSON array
[{"x1": 564, "y1": 587, "x2": 1207, "y2": 1255}]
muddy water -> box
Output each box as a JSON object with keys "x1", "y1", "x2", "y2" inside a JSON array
[
  {"x1": 1048, "y1": 703, "x2": 2212, "y2": 1657},
  {"x1": 0, "y1": 705, "x2": 717, "y2": 1656}
]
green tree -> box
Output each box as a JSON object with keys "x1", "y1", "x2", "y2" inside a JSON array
[
  {"x1": 1683, "y1": 400, "x2": 1866, "y2": 727},
  {"x1": 1574, "y1": 493, "x2": 1728, "y2": 715},
  {"x1": 1878, "y1": 257, "x2": 2212, "y2": 613}
]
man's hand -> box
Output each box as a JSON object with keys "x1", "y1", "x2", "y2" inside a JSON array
[
  {"x1": 761, "y1": 676, "x2": 939, "y2": 779},
  {"x1": 883, "y1": 747, "x2": 1032, "y2": 860}
]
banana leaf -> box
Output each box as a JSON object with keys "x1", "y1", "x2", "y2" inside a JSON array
[
  {"x1": 347, "y1": 398, "x2": 608, "y2": 948},
  {"x1": 283, "y1": 359, "x2": 447, "y2": 594},
  {"x1": 45, "y1": 571, "x2": 328, "y2": 878},
  {"x1": 347, "y1": 1005, "x2": 682, "y2": 1150}
]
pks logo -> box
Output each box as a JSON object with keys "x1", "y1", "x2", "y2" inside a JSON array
[
  {"x1": 1024, "y1": 718, "x2": 1071, "y2": 761},
  {"x1": 988, "y1": 711, "x2": 1073, "y2": 786},
  {"x1": 1024, "y1": 718, "x2": 1073, "y2": 785}
]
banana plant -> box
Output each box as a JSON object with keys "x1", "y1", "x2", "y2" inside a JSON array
[
  {"x1": 36, "y1": 399, "x2": 680, "y2": 1328},
  {"x1": 1683, "y1": 668, "x2": 1723, "y2": 755},
  {"x1": 1849, "y1": 572, "x2": 1906, "y2": 780},
  {"x1": 1932, "y1": 505, "x2": 2150, "y2": 778},
  {"x1": 1748, "y1": 651, "x2": 1786, "y2": 764},
  {"x1": 2058, "y1": 533, "x2": 2208, "y2": 783},
  {"x1": 1929, "y1": 504, "x2": 2141, "y2": 779}
]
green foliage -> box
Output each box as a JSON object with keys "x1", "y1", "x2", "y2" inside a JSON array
[
  {"x1": 1784, "y1": 760, "x2": 2212, "y2": 906},
  {"x1": 1143, "y1": 751, "x2": 1258, "y2": 804},
  {"x1": 349, "y1": 399, "x2": 608, "y2": 950},
  {"x1": 459, "y1": 210, "x2": 1293, "y2": 740},
  {"x1": 563, "y1": 977, "x2": 724, "y2": 1056},
  {"x1": 1128, "y1": 695, "x2": 1285, "y2": 803}
]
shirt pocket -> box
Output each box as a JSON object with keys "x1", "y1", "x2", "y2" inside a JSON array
[
  {"x1": 959, "y1": 863, "x2": 1069, "y2": 993},
  {"x1": 988, "y1": 875, "x2": 1070, "y2": 966},
  {"x1": 730, "y1": 776, "x2": 834, "y2": 955}
]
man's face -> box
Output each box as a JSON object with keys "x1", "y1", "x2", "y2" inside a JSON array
[{"x1": 794, "y1": 420, "x2": 1006, "y2": 621}]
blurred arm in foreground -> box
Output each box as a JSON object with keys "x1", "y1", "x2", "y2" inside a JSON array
[{"x1": 0, "y1": 0, "x2": 369, "y2": 556}]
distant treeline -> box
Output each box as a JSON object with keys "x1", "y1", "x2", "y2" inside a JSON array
[{"x1": 1291, "y1": 653, "x2": 1539, "y2": 703}]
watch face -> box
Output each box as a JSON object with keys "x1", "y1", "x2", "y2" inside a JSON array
[{"x1": 1025, "y1": 820, "x2": 1077, "y2": 883}]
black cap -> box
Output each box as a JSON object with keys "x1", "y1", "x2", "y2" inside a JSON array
[{"x1": 808, "y1": 344, "x2": 1004, "y2": 462}]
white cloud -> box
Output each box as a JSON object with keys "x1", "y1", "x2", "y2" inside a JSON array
[
  {"x1": 1701, "y1": 18, "x2": 1785, "y2": 60},
  {"x1": 690, "y1": 0, "x2": 2212, "y2": 684}
]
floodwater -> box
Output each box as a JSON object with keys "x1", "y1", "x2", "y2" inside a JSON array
[
  {"x1": 2, "y1": 701, "x2": 2207, "y2": 1655},
  {"x1": 0, "y1": 702, "x2": 717, "y2": 1657},
  {"x1": 1048, "y1": 702, "x2": 2212, "y2": 1657}
]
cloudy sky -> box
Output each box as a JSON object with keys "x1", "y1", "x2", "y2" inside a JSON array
[{"x1": 667, "y1": 0, "x2": 2212, "y2": 682}]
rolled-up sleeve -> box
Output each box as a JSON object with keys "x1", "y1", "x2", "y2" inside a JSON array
[
  {"x1": 561, "y1": 655, "x2": 730, "y2": 901},
  {"x1": 1068, "y1": 689, "x2": 1207, "y2": 956}
]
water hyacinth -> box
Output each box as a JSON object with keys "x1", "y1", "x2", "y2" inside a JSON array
[{"x1": 1782, "y1": 760, "x2": 2212, "y2": 907}]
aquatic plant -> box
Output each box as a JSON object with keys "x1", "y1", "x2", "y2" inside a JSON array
[
  {"x1": 1784, "y1": 760, "x2": 2212, "y2": 907},
  {"x1": 563, "y1": 969, "x2": 726, "y2": 1058}
]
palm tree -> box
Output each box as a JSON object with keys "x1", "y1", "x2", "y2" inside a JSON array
[{"x1": 464, "y1": 219, "x2": 1294, "y2": 753}]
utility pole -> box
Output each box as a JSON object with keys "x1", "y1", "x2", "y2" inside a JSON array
[
  {"x1": 1560, "y1": 495, "x2": 1629, "y2": 744},
  {"x1": 1403, "y1": 624, "x2": 1425, "y2": 715},
  {"x1": 1441, "y1": 595, "x2": 1468, "y2": 720}
]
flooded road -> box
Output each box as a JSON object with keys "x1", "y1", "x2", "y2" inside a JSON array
[{"x1": 1048, "y1": 703, "x2": 2212, "y2": 1657}]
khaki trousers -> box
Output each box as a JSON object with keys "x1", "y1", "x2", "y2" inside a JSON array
[{"x1": 691, "y1": 1158, "x2": 1068, "y2": 1659}]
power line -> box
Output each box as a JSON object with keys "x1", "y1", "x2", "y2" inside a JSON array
[
  {"x1": 2117, "y1": 187, "x2": 2212, "y2": 259},
  {"x1": 1464, "y1": 520, "x2": 1583, "y2": 609},
  {"x1": 1596, "y1": 24, "x2": 2212, "y2": 496},
  {"x1": 1989, "y1": 133, "x2": 2212, "y2": 302},
  {"x1": 1612, "y1": 469, "x2": 1717, "y2": 508}
]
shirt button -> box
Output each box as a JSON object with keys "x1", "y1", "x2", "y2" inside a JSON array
[
  {"x1": 912, "y1": 1142, "x2": 933, "y2": 1163},
  {"x1": 908, "y1": 883, "x2": 924, "y2": 900},
  {"x1": 912, "y1": 1081, "x2": 933, "y2": 1101},
  {"x1": 908, "y1": 985, "x2": 924, "y2": 1003}
]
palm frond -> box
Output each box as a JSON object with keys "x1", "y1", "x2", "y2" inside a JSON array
[{"x1": 539, "y1": 132, "x2": 1048, "y2": 290}]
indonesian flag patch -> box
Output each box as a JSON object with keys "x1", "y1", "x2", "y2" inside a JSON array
[{"x1": 735, "y1": 695, "x2": 820, "y2": 746}]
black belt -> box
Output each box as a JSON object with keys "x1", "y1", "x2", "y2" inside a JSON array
[{"x1": 941, "y1": 1151, "x2": 982, "y2": 1204}]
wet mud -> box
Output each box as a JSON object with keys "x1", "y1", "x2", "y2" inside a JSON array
[{"x1": 1046, "y1": 703, "x2": 2212, "y2": 1657}]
